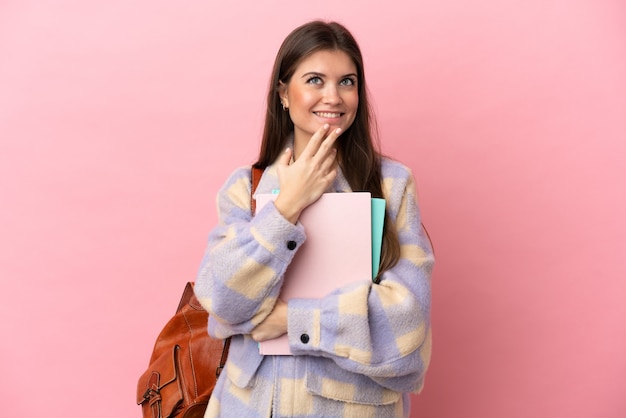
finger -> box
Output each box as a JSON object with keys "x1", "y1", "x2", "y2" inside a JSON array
[
  {"x1": 251, "y1": 323, "x2": 268, "y2": 342},
  {"x1": 312, "y1": 128, "x2": 342, "y2": 164},
  {"x1": 318, "y1": 147, "x2": 338, "y2": 173},
  {"x1": 300, "y1": 124, "x2": 330, "y2": 159},
  {"x1": 324, "y1": 165, "x2": 338, "y2": 183},
  {"x1": 325, "y1": 127, "x2": 343, "y2": 145},
  {"x1": 278, "y1": 147, "x2": 293, "y2": 166}
]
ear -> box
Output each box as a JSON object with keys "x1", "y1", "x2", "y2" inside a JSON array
[{"x1": 278, "y1": 81, "x2": 289, "y2": 107}]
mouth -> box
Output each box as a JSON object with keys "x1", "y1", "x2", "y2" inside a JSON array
[{"x1": 313, "y1": 111, "x2": 343, "y2": 119}]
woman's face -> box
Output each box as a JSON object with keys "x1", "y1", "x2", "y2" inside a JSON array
[{"x1": 280, "y1": 49, "x2": 359, "y2": 148}]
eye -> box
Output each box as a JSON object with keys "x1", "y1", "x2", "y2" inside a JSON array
[
  {"x1": 340, "y1": 77, "x2": 356, "y2": 87},
  {"x1": 306, "y1": 76, "x2": 323, "y2": 85}
]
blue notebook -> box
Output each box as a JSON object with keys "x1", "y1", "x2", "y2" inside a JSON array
[{"x1": 371, "y1": 198, "x2": 386, "y2": 279}]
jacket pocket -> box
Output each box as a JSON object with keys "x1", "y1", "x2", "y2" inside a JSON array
[
  {"x1": 225, "y1": 335, "x2": 264, "y2": 389},
  {"x1": 304, "y1": 358, "x2": 400, "y2": 405}
]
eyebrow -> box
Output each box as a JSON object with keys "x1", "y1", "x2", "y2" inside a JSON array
[{"x1": 300, "y1": 71, "x2": 358, "y2": 79}]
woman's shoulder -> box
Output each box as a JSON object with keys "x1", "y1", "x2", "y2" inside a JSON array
[
  {"x1": 380, "y1": 156, "x2": 420, "y2": 209},
  {"x1": 219, "y1": 165, "x2": 253, "y2": 190},
  {"x1": 380, "y1": 156, "x2": 414, "y2": 182},
  {"x1": 229, "y1": 165, "x2": 253, "y2": 179}
]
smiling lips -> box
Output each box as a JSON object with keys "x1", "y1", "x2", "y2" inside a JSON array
[{"x1": 314, "y1": 112, "x2": 342, "y2": 118}]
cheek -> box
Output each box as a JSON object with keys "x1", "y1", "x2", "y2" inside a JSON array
[
  {"x1": 347, "y1": 94, "x2": 359, "y2": 117},
  {"x1": 346, "y1": 92, "x2": 359, "y2": 110},
  {"x1": 289, "y1": 88, "x2": 315, "y2": 110}
]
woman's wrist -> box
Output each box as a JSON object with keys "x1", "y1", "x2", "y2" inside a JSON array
[{"x1": 273, "y1": 195, "x2": 303, "y2": 224}]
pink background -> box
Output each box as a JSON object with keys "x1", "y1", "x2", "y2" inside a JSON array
[{"x1": 1, "y1": 1, "x2": 625, "y2": 417}]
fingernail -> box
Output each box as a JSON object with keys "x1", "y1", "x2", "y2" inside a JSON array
[
  {"x1": 323, "y1": 124, "x2": 329, "y2": 130},
  {"x1": 335, "y1": 128, "x2": 342, "y2": 134}
]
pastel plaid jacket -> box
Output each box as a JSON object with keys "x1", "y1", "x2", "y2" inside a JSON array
[{"x1": 195, "y1": 157, "x2": 434, "y2": 418}]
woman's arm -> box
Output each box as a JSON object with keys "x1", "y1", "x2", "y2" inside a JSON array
[
  {"x1": 194, "y1": 166, "x2": 305, "y2": 338},
  {"x1": 198, "y1": 125, "x2": 343, "y2": 338},
  {"x1": 286, "y1": 165, "x2": 434, "y2": 392}
]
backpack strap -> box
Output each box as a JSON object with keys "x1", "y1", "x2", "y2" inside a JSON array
[
  {"x1": 177, "y1": 282, "x2": 196, "y2": 313},
  {"x1": 216, "y1": 166, "x2": 264, "y2": 378},
  {"x1": 251, "y1": 166, "x2": 263, "y2": 214}
]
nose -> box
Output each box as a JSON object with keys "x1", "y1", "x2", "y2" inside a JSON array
[{"x1": 322, "y1": 85, "x2": 342, "y2": 105}]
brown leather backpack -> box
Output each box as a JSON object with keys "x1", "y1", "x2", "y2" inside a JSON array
[
  {"x1": 136, "y1": 167, "x2": 263, "y2": 418},
  {"x1": 136, "y1": 282, "x2": 230, "y2": 418}
]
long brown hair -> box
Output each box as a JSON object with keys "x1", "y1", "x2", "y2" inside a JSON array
[{"x1": 254, "y1": 21, "x2": 400, "y2": 280}]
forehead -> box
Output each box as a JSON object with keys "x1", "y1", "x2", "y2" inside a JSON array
[{"x1": 293, "y1": 49, "x2": 357, "y2": 76}]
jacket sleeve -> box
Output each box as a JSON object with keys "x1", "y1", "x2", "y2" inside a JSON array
[
  {"x1": 286, "y1": 167, "x2": 434, "y2": 393},
  {"x1": 194, "y1": 166, "x2": 307, "y2": 338}
]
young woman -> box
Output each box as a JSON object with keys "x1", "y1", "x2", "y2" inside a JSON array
[{"x1": 195, "y1": 20, "x2": 434, "y2": 418}]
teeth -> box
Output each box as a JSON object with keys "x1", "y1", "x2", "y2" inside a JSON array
[{"x1": 315, "y1": 112, "x2": 341, "y2": 118}]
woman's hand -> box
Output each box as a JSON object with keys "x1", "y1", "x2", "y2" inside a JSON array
[
  {"x1": 250, "y1": 299, "x2": 288, "y2": 342},
  {"x1": 274, "y1": 124, "x2": 341, "y2": 223}
]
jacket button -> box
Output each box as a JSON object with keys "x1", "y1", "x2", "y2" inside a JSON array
[
  {"x1": 287, "y1": 240, "x2": 297, "y2": 250},
  {"x1": 300, "y1": 334, "x2": 310, "y2": 344}
]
